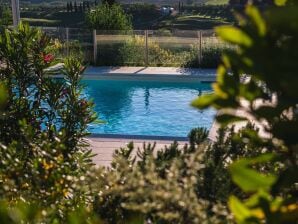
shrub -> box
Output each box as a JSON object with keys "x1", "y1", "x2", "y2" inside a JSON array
[
  {"x1": 86, "y1": 3, "x2": 132, "y2": 31},
  {"x1": 0, "y1": 23, "x2": 96, "y2": 220},
  {"x1": 193, "y1": 1, "x2": 298, "y2": 223},
  {"x1": 90, "y1": 126, "x2": 266, "y2": 223}
]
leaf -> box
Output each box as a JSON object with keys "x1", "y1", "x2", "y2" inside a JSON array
[
  {"x1": 229, "y1": 196, "x2": 252, "y2": 223},
  {"x1": 246, "y1": 5, "x2": 266, "y2": 36},
  {"x1": 93, "y1": 119, "x2": 107, "y2": 124},
  {"x1": 216, "y1": 114, "x2": 247, "y2": 127},
  {"x1": 229, "y1": 154, "x2": 277, "y2": 192},
  {"x1": 216, "y1": 26, "x2": 253, "y2": 47},
  {"x1": 0, "y1": 82, "x2": 8, "y2": 109},
  {"x1": 274, "y1": 0, "x2": 287, "y2": 6},
  {"x1": 191, "y1": 94, "x2": 218, "y2": 109}
]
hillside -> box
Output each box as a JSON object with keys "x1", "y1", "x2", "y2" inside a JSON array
[{"x1": 19, "y1": 0, "x2": 228, "y2": 5}]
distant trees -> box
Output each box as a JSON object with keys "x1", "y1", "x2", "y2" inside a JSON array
[
  {"x1": 228, "y1": 0, "x2": 273, "y2": 5},
  {"x1": 86, "y1": 3, "x2": 132, "y2": 30},
  {"x1": 102, "y1": 0, "x2": 116, "y2": 6}
]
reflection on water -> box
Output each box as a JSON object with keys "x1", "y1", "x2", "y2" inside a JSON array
[{"x1": 82, "y1": 80, "x2": 215, "y2": 137}]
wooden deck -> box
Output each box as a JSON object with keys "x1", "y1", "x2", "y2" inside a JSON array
[{"x1": 87, "y1": 136, "x2": 188, "y2": 166}]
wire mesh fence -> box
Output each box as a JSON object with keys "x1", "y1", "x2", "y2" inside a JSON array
[{"x1": 40, "y1": 27, "x2": 232, "y2": 68}]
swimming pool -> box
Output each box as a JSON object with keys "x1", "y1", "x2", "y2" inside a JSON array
[{"x1": 82, "y1": 79, "x2": 215, "y2": 137}]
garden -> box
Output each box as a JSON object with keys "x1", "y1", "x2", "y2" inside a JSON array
[{"x1": 0, "y1": 0, "x2": 297, "y2": 223}]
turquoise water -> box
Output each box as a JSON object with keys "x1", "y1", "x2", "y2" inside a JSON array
[{"x1": 82, "y1": 80, "x2": 215, "y2": 137}]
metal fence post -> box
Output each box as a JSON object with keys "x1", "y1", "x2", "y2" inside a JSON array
[
  {"x1": 66, "y1": 28, "x2": 69, "y2": 57},
  {"x1": 144, "y1": 30, "x2": 149, "y2": 67},
  {"x1": 93, "y1": 30, "x2": 97, "y2": 65},
  {"x1": 197, "y1": 30, "x2": 202, "y2": 67},
  {"x1": 11, "y1": 0, "x2": 20, "y2": 27}
]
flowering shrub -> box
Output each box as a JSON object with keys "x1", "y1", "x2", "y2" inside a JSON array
[{"x1": 0, "y1": 23, "x2": 96, "y2": 220}]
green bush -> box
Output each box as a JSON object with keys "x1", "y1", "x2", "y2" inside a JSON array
[
  {"x1": 192, "y1": 1, "x2": 298, "y2": 223},
  {"x1": 97, "y1": 35, "x2": 230, "y2": 68},
  {"x1": 0, "y1": 23, "x2": 96, "y2": 221},
  {"x1": 89, "y1": 125, "x2": 266, "y2": 223},
  {"x1": 86, "y1": 3, "x2": 132, "y2": 31}
]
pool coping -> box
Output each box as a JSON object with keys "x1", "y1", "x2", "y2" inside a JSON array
[
  {"x1": 50, "y1": 65, "x2": 217, "y2": 82},
  {"x1": 89, "y1": 133, "x2": 189, "y2": 141},
  {"x1": 84, "y1": 66, "x2": 216, "y2": 82}
]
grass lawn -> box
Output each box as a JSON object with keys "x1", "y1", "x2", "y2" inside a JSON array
[
  {"x1": 204, "y1": 0, "x2": 229, "y2": 5},
  {"x1": 21, "y1": 10, "x2": 86, "y2": 27},
  {"x1": 155, "y1": 14, "x2": 231, "y2": 30},
  {"x1": 21, "y1": 18, "x2": 60, "y2": 26}
]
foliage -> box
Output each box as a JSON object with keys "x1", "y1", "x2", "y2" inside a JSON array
[
  {"x1": 89, "y1": 125, "x2": 270, "y2": 223},
  {"x1": 102, "y1": 0, "x2": 116, "y2": 6},
  {"x1": 192, "y1": 1, "x2": 298, "y2": 223},
  {"x1": 86, "y1": 3, "x2": 132, "y2": 31},
  {"x1": 0, "y1": 200, "x2": 103, "y2": 224},
  {"x1": 98, "y1": 35, "x2": 228, "y2": 68},
  {"x1": 0, "y1": 23, "x2": 96, "y2": 220},
  {"x1": 118, "y1": 35, "x2": 185, "y2": 67},
  {"x1": 0, "y1": 5, "x2": 12, "y2": 27}
]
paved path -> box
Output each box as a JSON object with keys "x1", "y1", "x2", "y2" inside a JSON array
[{"x1": 87, "y1": 136, "x2": 188, "y2": 166}]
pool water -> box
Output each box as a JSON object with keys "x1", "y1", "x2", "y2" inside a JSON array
[{"x1": 82, "y1": 80, "x2": 215, "y2": 137}]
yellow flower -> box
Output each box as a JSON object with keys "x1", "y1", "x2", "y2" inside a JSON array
[{"x1": 42, "y1": 159, "x2": 54, "y2": 170}]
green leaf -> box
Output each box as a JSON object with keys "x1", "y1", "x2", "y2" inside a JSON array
[
  {"x1": 274, "y1": 0, "x2": 287, "y2": 6},
  {"x1": 216, "y1": 26, "x2": 253, "y2": 47},
  {"x1": 246, "y1": 5, "x2": 266, "y2": 36},
  {"x1": 0, "y1": 82, "x2": 8, "y2": 109},
  {"x1": 229, "y1": 196, "x2": 252, "y2": 223},
  {"x1": 93, "y1": 119, "x2": 107, "y2": 124},
  {"x1": 216, "y1": 114, "x2": 247, "y2": 127},
  {"x1": 191, "y1": 94, "x2": 218, "y2": 109},
  {"x1": 229, "y1": 154, "x2": 277, "y2": 192}
]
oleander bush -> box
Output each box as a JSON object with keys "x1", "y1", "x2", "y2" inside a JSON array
[{"x1": 0, "y1": 23, "x2": 96, "y2": 221}]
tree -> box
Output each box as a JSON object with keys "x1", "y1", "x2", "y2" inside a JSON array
[
  {"x1": 69, "y1": 1, "x2": 73, "y2": 12},
  {"x1": 74, "y1": 1, "x2": 78, "y2": 12},
  {"x1": 102, "y1": 0, "x2": 116, "y2": 6},
  {"x1": 66, "y1": 2, "x2": 70, "y2": 12},
  {"x1": 83, "y1": 1, "x2": 86, "y2": 11},
  {"x1": 86, "y1": 3, "x2": 132, "y2": 30},
  {"x1": 79, "y1": 2, "x2": 83, "y2": 12}
]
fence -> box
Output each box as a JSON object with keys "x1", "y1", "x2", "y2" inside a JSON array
[{"x1": 41, "y1": 27, "x2": 231, "y2": 68}]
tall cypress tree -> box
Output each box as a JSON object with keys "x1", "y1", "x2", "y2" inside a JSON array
[
  {"x1": 83, "y1": 1, "x2": 86, "y2": 12},
  {"x1": 79, "y1": 2, "x2": 83, "y2": 12},
  {"x1": 74, "y1": 1, "x2": 78, "y2": 12},
  {"x1": 70, "y1": 1, "x2": 73, "y2": 12},
  {"x1": 102, "y1": 0, "x2": 116, "y2": 6}
]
